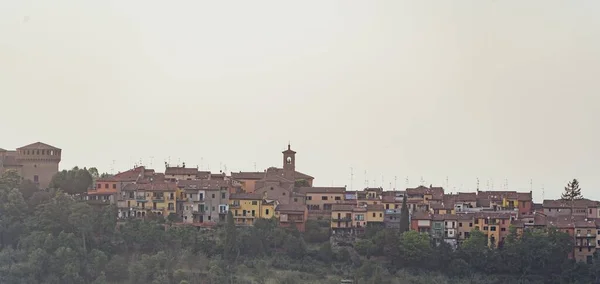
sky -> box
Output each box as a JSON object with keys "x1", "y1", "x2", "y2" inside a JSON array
[{"x1": 1, "y1": 1, "x2": 599, "y2": 202}]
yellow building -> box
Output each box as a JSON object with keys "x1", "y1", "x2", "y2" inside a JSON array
[
  {"x1": 229, "y1": 193, "x2": 275, "y2": 225},
  {"x1": 366, "y1": 204, "x2": 385, "y2": 224},
  {"x1": 331, "y1": 204, "x2": 354, "y2": 231},
  {"x1": 120, "y1": 182, "x2": 178, "y2": 218},
  {"x1": 472, "y1": 212, "x2": 515, "y2": 247}
]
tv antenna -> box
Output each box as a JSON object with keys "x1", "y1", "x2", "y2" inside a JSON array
[
  {"x1": 111, "y1": 160, "x2": 115, "y2": 174},
  {"x1": 149, "y1": 156, "x2": 154, "y2": 168},
  {"x1": 476, "y1": 178, "x2": 480, "y2": 191},
  {"x1": 350, "y1": 167, "x2": 354, "y2": 191},
  {"x1": 446, "y1": 176, "x2": 449, "y2": 189},
  {"x1": 530, "y1": 179, "x2": 533, "y2": 191},
  {"x1": 254, "y1": 162, "x2": 257, "y2": 171},
  {"x1": 420, "y1": 176, "x2": 425, "y2": 186},
  {"x1": 394, "y1": 176, "x2": 397, "y2": 191}
]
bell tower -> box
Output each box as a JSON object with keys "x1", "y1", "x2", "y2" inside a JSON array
[{"x1": 282, "y1": 143, "x2": 296, "y2": 181}]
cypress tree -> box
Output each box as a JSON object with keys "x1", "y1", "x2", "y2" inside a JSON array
[{"x1": 399, "y1": 194, "x2": 410, "y2": 233}]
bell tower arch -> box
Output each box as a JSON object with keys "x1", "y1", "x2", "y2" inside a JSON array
[{"x1": 282, "y1": 143, "x2": 296, "y2": 181}]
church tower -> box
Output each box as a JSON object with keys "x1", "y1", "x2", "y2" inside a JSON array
[{"x1": 282, "y1": 143, "x2": 296, "y2": 181}]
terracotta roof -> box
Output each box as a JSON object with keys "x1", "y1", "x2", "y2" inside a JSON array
[
  {"x1": 296, "y1": 187, "x2": 346, "y2": 194},
  {"x1": 382, "y1": 196, "x2": 398, "y2": 203},
  {"x1": 122, "y1": 182, "x2": 177, "y2": 192},
  {"x1": 231, "y1": 172, "x2": 265, "y2": 180},
  {"x1": 432, "y1": 214, "x2": 457, "y2": 221},
  {"x1": 17, "y1": 142, "x2": 60, "y2": 150},
  {"x1": 406, "y1": 186, "x2": 444, "y2": 200},
  {"x1": 230, "y1": 193, "x2": 262, "y2": 200},
  {"x1": 543, "y1": 199, "x2": 599, "y2": 208},
  {"x1": 430, "y1": 202, "x2": 454, "y2": 210},
  {"x1": 332, "y1": 204, "x2": 355, "y2": 211},
  {"x1": 178, "y1": 179, "x2": 229, "y2": 191},
  {"x1": 196, "y1": 171, "x2": 211, "y2": 179},
  {"x1": 473, "y1": 212, "x2": 516, "y2": 219},
  {"x1": 113, "y1": 167, "x2": 155, "y2": 182},
  {"x1": 546, "y1": 216, "x2": 587, "y2": 228},
  {"x1": 457, "y1": 214, "x2": 474, "y2": 221},
  {"x1": 165, "y1": 167, "x2": 199, "y2": 176},
  {"x1": 411, "y1": 212, "x2": 431, "y2": 220},
  {"x1": 574, "y1": 220, "x2": 596, "y2": 228},
  {"x1": 517, "y1": 192, "x2": 532, "y2": 201},
  {"x1": 457, "y1": 192, "x2": 477, "y2": 201},
  {"x1": 364, "y1": 187, "x2": 384, "y2": 192},
  {"x1": 367, "y1": 204, "x2": 385, "y2": 211},
  {"x1": 276, "y1": 204, "x2": 306, "y2": 212}
]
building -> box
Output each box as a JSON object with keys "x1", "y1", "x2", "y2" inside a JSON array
[
  {"x1": 366, "y1": 204, "x2": 385, "y2": 228},
  {"x1": 297, "y1": 186, "x2": 346, "y2": 219},
  {"x1": 179, "y1": 179, "x2": 230, "y2": 224},
  {"x1": 120, "y1": 182, "x2": 178, "y2": 218},
  {"x1": 231, "y1": 144, "x2": 314, "y2": 194},
  {"x1": 0, "y1": 142, "x2": 61, "y2": 189},
  {"x1": 543, "y1": 199, "x2": 600, "y2": 218},
  {"x1": 229, "y1": 193, "x2": 274, "y2": 225},
  {"x1": 275, "y1": 204, "x2": 308, "y2": 232},
  {"x1": 574, "y1": 219, "x2": 597, "y2": 264}
]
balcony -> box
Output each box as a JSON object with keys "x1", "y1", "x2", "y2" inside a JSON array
[
  {"x1": 135, "y1": 196, "x2": 147, "y2": 202},
  {"x1": 332, "y1": 217, "x2": 352, "y2": 222},
  {"x1": 152, "y1": 196, "x2": 165, "y2": 202},
  {"x1": 230, "y1": 203, "x2": 241, "y2": 209}
]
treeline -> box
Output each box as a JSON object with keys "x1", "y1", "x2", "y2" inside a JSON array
[{"x1": 1, "y1": 171, "x2": 600, "y2": 284}]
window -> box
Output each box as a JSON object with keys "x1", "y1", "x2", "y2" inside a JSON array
[
  {"x1": 97, "y1": 183, "x2": 101, "y2": 189},
  {"x1": 208, "y1": 216, "x2": 211, "y2": 221},
  {"x1": 483, "y1": 226, "x2": 488, "y2": 230},
  {"x1": 307, "y1": 196, "x2": 312, "y2": 200},
  {"x1": 212, "y1": 206, "x2": 215, "y2": 211},
  {"x1": 379, "y1": 213, "x2": 382, "y2": 217},
  {"x1": 335, "y1": 196, "x2": 341, "y2": 200},
  {"x1": 251, "y1": 210, "x2": 255, "y2": 216},
  {"x1": 386, "y1": 204, "x2": 390, "y2": 209},
  {"x1": 266, "y1": 209, "x2": 270, "y2": 215},
  {"x1": 282, "y1": 192, "x2": 286, "y2": 195},
  {"x1": 294, "y1": 198, "x2": 298, "y2": 202},
  {"x1": 474, "y1": 219, "x2": 479, "y2": 224},
  {"x1": 445, "y1": 222, "x2": 447, "y2": 226},
  {"x1": 105, "y1": 184, "x2": 109, "y2": 189},
  {"x1": 322, "y1": 196, "x2": 328, "y2": 200},
  {"x1": 221, "y1": 192, "x2": 226, "y2": 199},
  {"x1": 501, "y1": 228, "x2": 506, "y2": 232},
  {"x1": 34, "y1": 175, "x2": 39, "y2": 183},
  {"x1": 252, "y1": 201, "x2": 258, "y2": 205},
  {"x1": 372, "y1": 213, "x2": 376, "y2": 217},
  {"x1": 459, "y1": 223, "x2": 463, "y2": 227},
  {"x1": 490, "y1": 226, "x2": 496, "y2": 231},
  {"x1": 590, "y1": 209, "x2": 593, "y2": 214},
  {"x1": 112, "y1": 184, "x2": 116, "y2": 189},
  {"x1": 212, "y1": 194, "x2": 215, "y2": 198}
]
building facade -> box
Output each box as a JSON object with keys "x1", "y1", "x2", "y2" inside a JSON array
[{"x1": 0, "y1": 142, "x2": 61, "y2": 189}]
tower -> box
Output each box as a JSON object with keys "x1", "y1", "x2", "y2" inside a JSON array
[
  {"x1": 15, "y1": 142, "x2": 61, "y2": 189},
  {"x1": 282, "y1": 143, "x2": 296, "y2": 181}
]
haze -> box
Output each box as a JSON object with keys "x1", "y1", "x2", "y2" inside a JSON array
[{"x1": 1, "y1": 1, "x2": 599, "y2": 201}]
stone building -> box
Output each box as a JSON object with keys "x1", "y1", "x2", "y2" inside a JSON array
[{"x1": 0, "y1": 142, "x2": 61, "y2": 189}]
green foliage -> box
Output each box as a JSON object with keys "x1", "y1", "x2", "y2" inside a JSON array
[
  {"x1": 49, "y1": 167, "x2": 93, "y2": 194},
  {"x1": 399, "y1": 194, "x2": 410, "y2": 233},
  {"x1": 2, "y1": 173, "x2": 600, "y2": 283},
  {"x1": 562, "y1": 178, "x2": 583, "y2": 200}
]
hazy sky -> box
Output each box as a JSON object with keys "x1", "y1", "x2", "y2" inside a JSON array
[{"x1": 1, "y1": 1, "x2": 599, "y2": 202}]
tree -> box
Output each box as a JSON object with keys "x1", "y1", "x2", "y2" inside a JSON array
[
  {"x1": 223, "y1": 211, "x2": 237, "y2": 262},
  {"x1": 49, "y1": 167, "x2": 93, "y2": 195},
  {"x1": 399, "y1": 194, "x2": 410, "y2": 233},
  {"x1": 561, "y1": 179, "x2": 583, "y2": 218}
]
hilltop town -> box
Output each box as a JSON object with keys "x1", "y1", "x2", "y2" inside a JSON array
[
  {"x1": 1, "y1": 142, "x2": 598, "y2": 283},
  {"x1": 3, "y1": 142, "x2": 597, "y2": 263}
]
